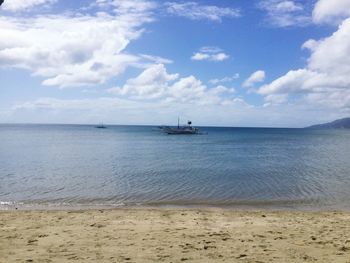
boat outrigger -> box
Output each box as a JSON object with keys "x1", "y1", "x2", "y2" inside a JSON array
[{"x1": 159, "y1": 118, "x2": 200, "y2": 135}]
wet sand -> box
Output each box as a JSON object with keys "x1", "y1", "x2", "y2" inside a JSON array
[{"x1": 1, "y1": 208, "x2": 350, "y2": 262}]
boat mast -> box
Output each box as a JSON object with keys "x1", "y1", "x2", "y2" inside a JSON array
[{"x1": 178, "y1": 117, "x2": 180, "y2": 128}]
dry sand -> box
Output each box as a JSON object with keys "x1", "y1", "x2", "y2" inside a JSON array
[{"x1": 1, "y1": 208, "x2": 350, "y2": 262}]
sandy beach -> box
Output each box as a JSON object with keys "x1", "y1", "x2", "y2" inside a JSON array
[{"x1": 1, "y1": 208, "x2": 350, "y2": 263}]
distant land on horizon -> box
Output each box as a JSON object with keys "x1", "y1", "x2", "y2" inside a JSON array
[{"x1": 307, "y1": 117, "x2": 350, "y2": 129}]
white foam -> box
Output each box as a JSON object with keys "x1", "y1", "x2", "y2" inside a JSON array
[{"x1": 0, "y1": 201, "x2": 13, "y2": 205}]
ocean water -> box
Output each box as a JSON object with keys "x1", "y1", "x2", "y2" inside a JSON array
[{"x1": 1, "y1": 124, "x2": 350, "y2": 210}]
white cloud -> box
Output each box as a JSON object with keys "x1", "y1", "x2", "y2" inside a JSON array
[
  {"x1": 211, "y1": 53, "x2": 230, "y2": 61},
  {"x1": 301, "y1": 39, "x2": 319, "y2": 51},
  {"x1": 198, "y1": 46, "x2": 223, "y2": 53},
  {"x1": 191, "y1": 52, "x2": 229, "y2": 61},
  {"x1": 209, "y1": 74, "x2": 239, "y2": 85},
  {"x1": 13, "y1": 97, "x2": 119, "y2": 111},
  {"x1": 139, "y1": 54, "x2": 173, "y2": 64},
  {"x1": 243, "y1": 70, "x2": 266, "y2": 88},
  {"x1": 108, "y1": 64, "x2": 179, "y2": 99},
  {"x1": 313, "y1": 0, "x2": 350, "y2": 24},
  {"x1": 258, "y1": 17, "x2": 350, "y2": 109},
  {"x1": 258, "y1": 0, "x2": 311, "y2": 27},
  {"x1": 96, "y1": 0, "x2": 157, "y2": 12},
  {"x1": 212, "y1": 85, "x2": 236, "y2": 94},
  {"x1": 191, "y1": 53, "x2": 210, "y2": 61},
  {"x1": 274, "y1": 1, "x2": 303, "y2": 12},
  {"x1": 1, "y1": 0, "x2": 56, "y2": 12},
  {"x1": 167, "y1": 75, "x2": 206, "y2": 102},
  {"x1": 11, "y1": 95, "x2": 341, "y2": 127},
  {"x1": 10, "y1": 95, "x2": 254, "y2": 126},
  {"x1": 108, "y1": 64, "x2": 237, "y2": 105},
  {"x1": 259, "y1": 0, "x2": 350, "y2": 27},
  {"x1": 191, "y1": 46, "x2": 229, "y2": 62},
  {"x1": 263, "y1": 94, "x2": 289, "y2": 107},
  {"x1": 165, "y1": 2, "x2": 240, "y2": 22},
  {"x1": 0, "y1": 1, "x2": 156, "y2": 88}
]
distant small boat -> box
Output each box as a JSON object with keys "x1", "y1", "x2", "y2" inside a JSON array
[
  {"x1": 95, "y1": 123, "x2": 107, "y2": 129},
  {"x1": 159, "y1": 118, "x2": 200, "y2": 135}
]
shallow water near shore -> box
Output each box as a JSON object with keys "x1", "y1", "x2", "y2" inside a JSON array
[{"x1": 1, "y1": 124, "x2": 350, "y2": 210}]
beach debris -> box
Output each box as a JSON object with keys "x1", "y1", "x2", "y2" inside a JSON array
[
  {"x1": 90, "y1": 223, "x2": 105, "y2": 228},
  {"x1": 237, "y1": 254, "x2": 247, "y2": 259},
  {"x1": 27, "y1": 239, "x2": 38, "y2": 245},
  {"x1": 340, "y1": 246, "x2": 350, "y2": 252}
]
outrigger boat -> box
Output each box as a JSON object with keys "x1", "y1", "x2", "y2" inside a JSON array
[
  {"x1": 160, "y1": 118, "x2": 200, "y2": 135},
  {"x1": 95, "y1": 123, "x2": 107, "y2": 129}
]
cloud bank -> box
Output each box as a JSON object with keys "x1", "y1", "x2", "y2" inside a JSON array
[
  {"x1": 258, "y1": 1, "x2": 350, "y2": 110},
  {"x1": 108, "y1": 64, "x2": 237, "y2": 105},
  {"x1": 1, "y1": 0, "x2": 56, "y2": 12},
  {"x1": 313, "y1": 0, "x2": 350, "y2": 24},
  {"x1": 165, "y1": 2, "x2": 240, "y2": 22},
  {"x1": 243, "y1": 70, "x2": 266, "y2": 88},
  {"x1": 0, "y1": 0, "x2": 156, "y2": 88},
  {"x1": 191, "y1": 46, "x2": 229, "y2": 62},
  {"x1": 258, "y1": 0, "x2": 311, "y2": 27}
]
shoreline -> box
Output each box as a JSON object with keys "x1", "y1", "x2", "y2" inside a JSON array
[
  {"x1": 2, "y1": 197, "x2": 350, "y2": 212},
  {"x1": 1, "y1": 208, "x2": 350, "y2": 262},
  {"x1": 2, "y1": 202, "x2": 350, "y2": 212}
]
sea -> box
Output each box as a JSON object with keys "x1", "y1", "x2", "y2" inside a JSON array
[{"x1": 1, "y1": 124, "x2": 350, "y2": 210}]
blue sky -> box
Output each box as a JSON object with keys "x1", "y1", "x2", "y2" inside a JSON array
[{"x1": 1, "y1": 0, "x2": 350, "y2": 127}]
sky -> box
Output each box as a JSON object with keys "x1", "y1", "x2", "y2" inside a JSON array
[{"x1": 0, "y1": 0, "x2": 350, "y2": 127}]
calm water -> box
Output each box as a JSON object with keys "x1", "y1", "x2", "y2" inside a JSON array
[{"x1": 1, "y1": 124, "x2": 350, "y2": 210}]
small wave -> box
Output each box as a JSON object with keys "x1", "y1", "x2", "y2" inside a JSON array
[
  {"x1": 0, "y1": 201, "x2": 24, "y2": 206},
  {"x1": 0, "y1": 200, "x2": 127, "y2": 211},
  {"x1": 0, "y1": 201, "x2": 25, "y2": 210}
]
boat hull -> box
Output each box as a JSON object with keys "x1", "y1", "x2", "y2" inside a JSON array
[{"x1": 162, "y1": 127, "x2": 199, "y2": 135}]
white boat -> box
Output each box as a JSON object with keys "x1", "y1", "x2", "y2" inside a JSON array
[{"x1": 160, "y1": 118, "x2": 200, "y2": 135}]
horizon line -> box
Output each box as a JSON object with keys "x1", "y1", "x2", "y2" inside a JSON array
[{"x1": 0, "y1": 122, "x2": 305, "y2": 129}]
